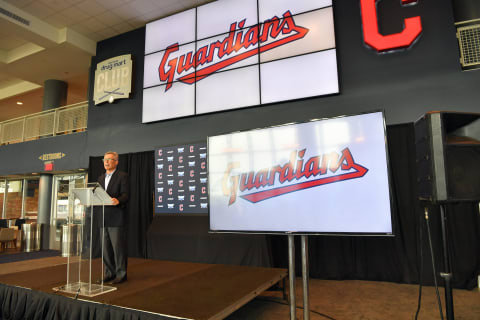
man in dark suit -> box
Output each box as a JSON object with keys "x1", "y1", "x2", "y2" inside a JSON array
[{"x1": 98, "y1": 151, "x2": 129, "y2": 284}]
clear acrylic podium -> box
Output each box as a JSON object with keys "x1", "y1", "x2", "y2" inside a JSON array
[{"x1": 54, "y1": 182, "x2": 117, "y2": 297}]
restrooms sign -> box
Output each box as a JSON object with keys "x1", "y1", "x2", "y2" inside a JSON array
[{"x1": 143, "y1": 0, "x2": 338, "y2": 123}]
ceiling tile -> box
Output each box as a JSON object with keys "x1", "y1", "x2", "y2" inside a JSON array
[
  {"x1": 143, "y1": 8, "x2": 172, "y2": 22},
  {"x1": 45, "y1": 12, "x2": 71, "y2": 28},
  {"x1": 75, "y1": 1, "x2": 106, "y2": 16},
  {"x1": 90, "y1": 32, "x2": 106, "y2": 42},
  {"x1": 3, "y1": 0, "x2": 36, "y2": 8},
  {"x1": 0, "y1": 74, "x2": 20, "y2": 85},
  {"x1": 127, "y1": 18, "x2": 145, "y2": 29},
  {"x1": 22, "y1": 1, "x2": 56, "y2": 19},
  {"x1": 112, "y1": 3, "x2": 143, "y2": 20},
  {"x1": 111, "y1": 21, "x2": 134, "y2": 34},
  {"x1": 129, "y1": 0, "x2": 158, "y2": 15},
  {"x1": 95, "y1": 10, "x2": 123, "y2": 27},
  {"x1": 81, "y1": 16, "x2": 107, "y2": 32},
  {"x1": 60, "y1": 6, "x2": 90, "y2": 24},
  {"x1": 0, "y1": 36, "x2": 28, "y2": 51},
  {"x1": 69, "y1": 23, "x2": 93, "y2": 36},
  {"x1": 96, "y1": 27, "x2": 118, "y2": 39},
  {"x1": 64, "y1": 0, "x2": 85, "y2": 5},
  {"x1": 98, "y1": 0, "x2": 132, "y2": 10},
  {"x1": 38, "y1": 0, "x2": 73, "y2": 11}
]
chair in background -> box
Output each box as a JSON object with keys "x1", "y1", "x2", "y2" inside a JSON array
[
  {"x1": 0, "y1": 228, "x2": 16, "y2": 252},
  {"x1": 15, "y1": 219, "x2": 26, "y2": 230}
]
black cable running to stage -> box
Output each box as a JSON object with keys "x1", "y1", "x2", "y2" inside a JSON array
[
  {"x1": 424, "y1": 207, "x2": 444, "y2": 320},
  {"x1": 74, "y1": 287, "x2": 81, "y2": 300},
  {"x1": 414, "y1": 207, "x2": 425, "y2": 320},
  {"x1": 255, "y1": 296, "x2": 336, "y2": 320}
]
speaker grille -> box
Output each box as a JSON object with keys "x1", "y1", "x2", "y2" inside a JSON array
[
  {"x1": 456, "y1": 23, "x2": 480, "y2": 68},
  {"x1": 415, "y1": 112, "x2": 480, "y2": 203},
  {"x1": 445, "y1": 145, "x2": 480, "y2": 201}
]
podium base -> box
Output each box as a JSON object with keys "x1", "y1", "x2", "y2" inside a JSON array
[{"x1": 54, "y1": 282, "x2": 117, "y2": 297}]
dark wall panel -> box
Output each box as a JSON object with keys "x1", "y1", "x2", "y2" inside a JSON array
[{"x1": 0, "y1": 133, "x2": 88, "y2": 176}]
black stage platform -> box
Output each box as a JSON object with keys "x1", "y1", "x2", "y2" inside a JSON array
[{"x1": 0, "y1": 258, "x2": 287, "y2": 320}]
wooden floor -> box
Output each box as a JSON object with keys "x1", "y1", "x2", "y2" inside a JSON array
[{"x1": 0, "y1": 251, "x2": 479, "y2": 320}]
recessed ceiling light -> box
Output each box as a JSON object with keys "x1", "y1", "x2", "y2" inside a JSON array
[{"x1": 16, "y1": 101, "x2": 23, "y2": 105}]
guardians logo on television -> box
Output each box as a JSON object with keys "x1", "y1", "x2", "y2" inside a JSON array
[{"x1": 221, "y1": 148, "x2": 368, "y2": 205}]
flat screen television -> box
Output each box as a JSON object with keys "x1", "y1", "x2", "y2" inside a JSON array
[
  {"x1": 154, "y1": 142, "x2": 208, "y2": 214},
  {"x1": 207, "y1": 111, "x2": 393, "y2": 234}
]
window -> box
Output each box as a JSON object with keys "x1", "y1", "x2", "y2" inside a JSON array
[
  {"x1": 24, "y1": 179, "x2": 39, "y2": 219},
  {"x1": 0, "y1": 178, "x2": 39, "y2": 220},
  {"x1": 0, "y1": 180, "x2": 5, "y2": 218},
  {"x1": 51, "y1": 174, "x2": 87, "y2": 249},
  {"x1": 5, "y1": 180, "x2": 23, "y2": 219}
]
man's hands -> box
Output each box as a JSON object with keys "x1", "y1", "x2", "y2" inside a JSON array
[{"x1": 111, "y1": 198, "x2": 120, "y2": 206}]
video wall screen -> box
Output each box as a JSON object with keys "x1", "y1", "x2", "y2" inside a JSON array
[
  {"x1": 208, "y1": 111, "x2": 393, "y2": 234},
  {"x1": 143, "y1": 0, "x2": 338, "y2": 123},
  {"x1": 154, "y1": 142, "x2": 208, "y2": 214}
]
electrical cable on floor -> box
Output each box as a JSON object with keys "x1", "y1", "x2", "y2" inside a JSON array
[
  {"x1": 424, "y1": 207, "x2": 444, "y2": 320},
  {"x1": 255, "y1": 296, "x2": 336, "y2": 320},
  {"x1": 414, "y1": 207, "x2": 425, "y2": 320},
  {"x1": 74, "y1": 287, "x2": 81, "y2": 300}
]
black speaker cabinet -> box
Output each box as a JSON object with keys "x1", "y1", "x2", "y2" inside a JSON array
[{"x1": 414, "y1": 111, "x2": 480, "y2": 202}]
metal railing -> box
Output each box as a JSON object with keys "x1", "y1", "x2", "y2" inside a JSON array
[{"x1": 0, "y1": 101, "x2": 88, "y2": 145}]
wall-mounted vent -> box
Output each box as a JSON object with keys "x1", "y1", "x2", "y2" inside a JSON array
[
  {"x1": 457, "y1": 23, "x2": 480, "y2": 69},
  {"x1": 452, "y1": 0, "x2": 480, "y2": 70},
  {"x1": 0, "y1": 6, "x2": 30, "y2": 26}
]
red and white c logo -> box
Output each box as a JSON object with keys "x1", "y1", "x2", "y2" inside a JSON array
[{"x1": 361, "y1": 0, "x2": 422, "y2": 52}]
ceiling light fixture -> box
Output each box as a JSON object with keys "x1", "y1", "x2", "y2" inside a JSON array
[{"x1": 16, "y1": 101, "x2": 23, "y2": 105}]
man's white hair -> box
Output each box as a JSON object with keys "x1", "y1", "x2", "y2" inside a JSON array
[{"x1": 104, "y1": 151, "x2": 119, "y2": 160}]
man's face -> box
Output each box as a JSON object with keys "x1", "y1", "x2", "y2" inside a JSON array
[{"x1": 103, "y1": 153, "x2": 118, "y2": 171}]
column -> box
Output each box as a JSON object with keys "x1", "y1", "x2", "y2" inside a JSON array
[
  {"x1": 37, "y1": 79, "x2": 67, "y2": 249},
  {"x1": 42, "y1": 79, "x2": 68, "y2": 110},
  {"x1": 37, "y1": 174, "x2": 53, "y2": 250}
]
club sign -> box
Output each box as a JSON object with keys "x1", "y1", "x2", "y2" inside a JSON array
[{"x1": 94, "y1": 54, "x2": 133, "y2": 105}]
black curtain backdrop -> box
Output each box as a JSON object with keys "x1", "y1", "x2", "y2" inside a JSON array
[
  {"x1": 0, "y1": 284, "x2": 170, "y2": 320},
  {"x1": 269, "y1": 123, "x2": 480, "y2": 289},
  {"x1": 87, "y1": 124, "x2": 479, "y2": 289},
  {"x1": 88, "y1": 151, "x2": 154, "y2": 258}
]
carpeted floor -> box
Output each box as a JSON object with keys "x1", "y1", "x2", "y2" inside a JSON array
[
  {"x1": 0, "y1": 250, "x2": 60, "y2": 264},
  {"x1": 0, "y1": 249, "x2": 60, "y2": 264},
  {"x1": 226, "y1": 278, "x2": 480, "y2": 320}
]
